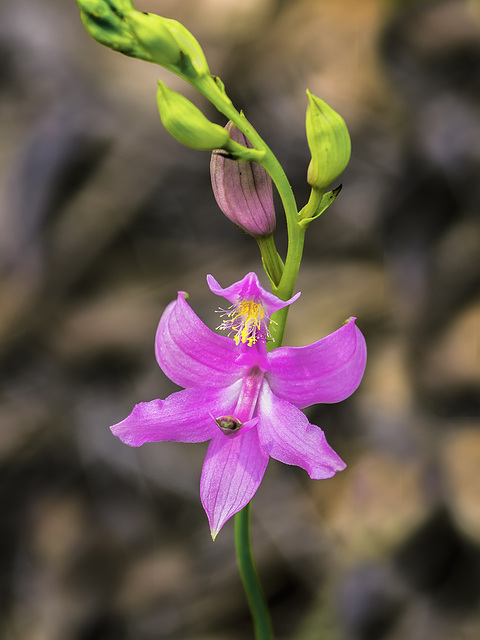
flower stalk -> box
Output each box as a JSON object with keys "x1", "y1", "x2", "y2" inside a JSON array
[{"x1": 235, "y1": 504, "x2": 274, "y2": 640}]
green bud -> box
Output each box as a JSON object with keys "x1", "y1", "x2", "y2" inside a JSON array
[
  {"x1": 127, "y1": 11, "x2": 210, "y2": 78},
  {"x1": 305, "y1": 90, "x2": 351, "y2": 190},
  {"x1": 76, "y1": 1, "x2": 210, "y2": 80},
  {"x1": 77, "y1": 0, "x2": 153, "y2": 60},
  {"x1": 157, "y1": 81, "x2": 231, "y2": 150}
]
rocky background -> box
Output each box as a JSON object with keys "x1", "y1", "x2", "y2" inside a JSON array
[{"x1": 1, "y1": 0, "x2": 480, "y2": 638}]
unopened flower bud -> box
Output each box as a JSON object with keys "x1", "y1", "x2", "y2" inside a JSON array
[
  {"x1": 76, "y1": 1, "x2": 209, "y2": 80},
  {"x1": 210, "y1": 122, "x2": 276, "y2": 237},
  {"x1": 127, "y1": 11, "x2": 210, "y2": 78},
  {"x1": 77, "y1": 0, "x2": 151, "y2": 61},
  {"x1": 306, "y1": 90, "x2": 351, "y2": 190},
  {"x1": 157, "y1": 82, "x2": 231, "y2": 150}
]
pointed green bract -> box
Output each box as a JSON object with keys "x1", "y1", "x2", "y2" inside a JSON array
[
  {"x1": 305, "y1": 90, "x2": 351, "y2": 190},
  {"x1": 299, "y1": 185, "x2": 342, "y2": 226}
]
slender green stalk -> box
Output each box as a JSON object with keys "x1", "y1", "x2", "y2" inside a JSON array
[
  {"x1": 268, "y1": 222, "x2": 307, "y2": 349},
  {"x1": 235, "y1": 504, "x2": 275, "y2": 640}
]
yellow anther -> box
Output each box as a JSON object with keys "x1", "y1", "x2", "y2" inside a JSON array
[{"x1": 216, "y1": 300, "x2": 267, "y2": 346}]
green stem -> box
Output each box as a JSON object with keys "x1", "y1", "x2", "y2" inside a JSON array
[
  {"x1": 235, "y1": 504, "x2": 275, "y2": 640},
  {"x1": 268, "y1": 222, "x2": 307, "y2": 349}
]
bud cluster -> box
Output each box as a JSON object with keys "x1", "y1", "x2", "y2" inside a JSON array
[{"x1": 77, "y1": 0, "x2": 353, "y2": 279}]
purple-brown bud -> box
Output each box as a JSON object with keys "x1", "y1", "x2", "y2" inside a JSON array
[{"x1": 210, "y1": 122, "x2": 276, "y2": 237}]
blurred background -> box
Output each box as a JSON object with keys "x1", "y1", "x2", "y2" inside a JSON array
[{"x1": 1, "y1": 0, "x2": 480, "y2": 638}]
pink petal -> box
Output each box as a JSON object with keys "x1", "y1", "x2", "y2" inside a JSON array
[
  {"x1": 200, "y1": 428, "x2": 268, "y2": 539},
  {"x1": 111, "y1": 382, "x2": 240, "y2": 447},
  {"x1": 257, "y1": 383, "x2": 346, "y2": 478},
  {"x1": 266, "y1": 318, "x2": 366, "y2": 409},
  {"x1": 155, "y1": 292, "x2": 243, "y2": 388},
  {"x1": 207, "y1": 272, "x2": 300, "y2": 315}
]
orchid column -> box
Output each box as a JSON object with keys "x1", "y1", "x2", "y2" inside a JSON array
[{"x1": 76, "y1": 2, "x2": 366, "y2": 639}]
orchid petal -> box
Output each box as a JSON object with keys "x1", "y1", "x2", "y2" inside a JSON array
[
  {"x1": 111, "y1": 382, "x2": 241, "y2": 447},
  {"x1": 207, "y1": 272, "x2": 300, "y2": 315},
  {"x1": 155, "y1": 292, "x2": 243, "y2": 388},
  {"x1": 257, "y1": 383, "x2": 346, "y2": 478},
  {"x1": 200, "y1": 428, "x2": 268, "y2": 539},
  {"x1": 266, "y1": 318, "x2": 366, "y2": 409}
]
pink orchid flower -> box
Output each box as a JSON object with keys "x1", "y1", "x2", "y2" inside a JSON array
[{"x1": 111, "y1": 272, "x2": 366, "y2": 538}]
